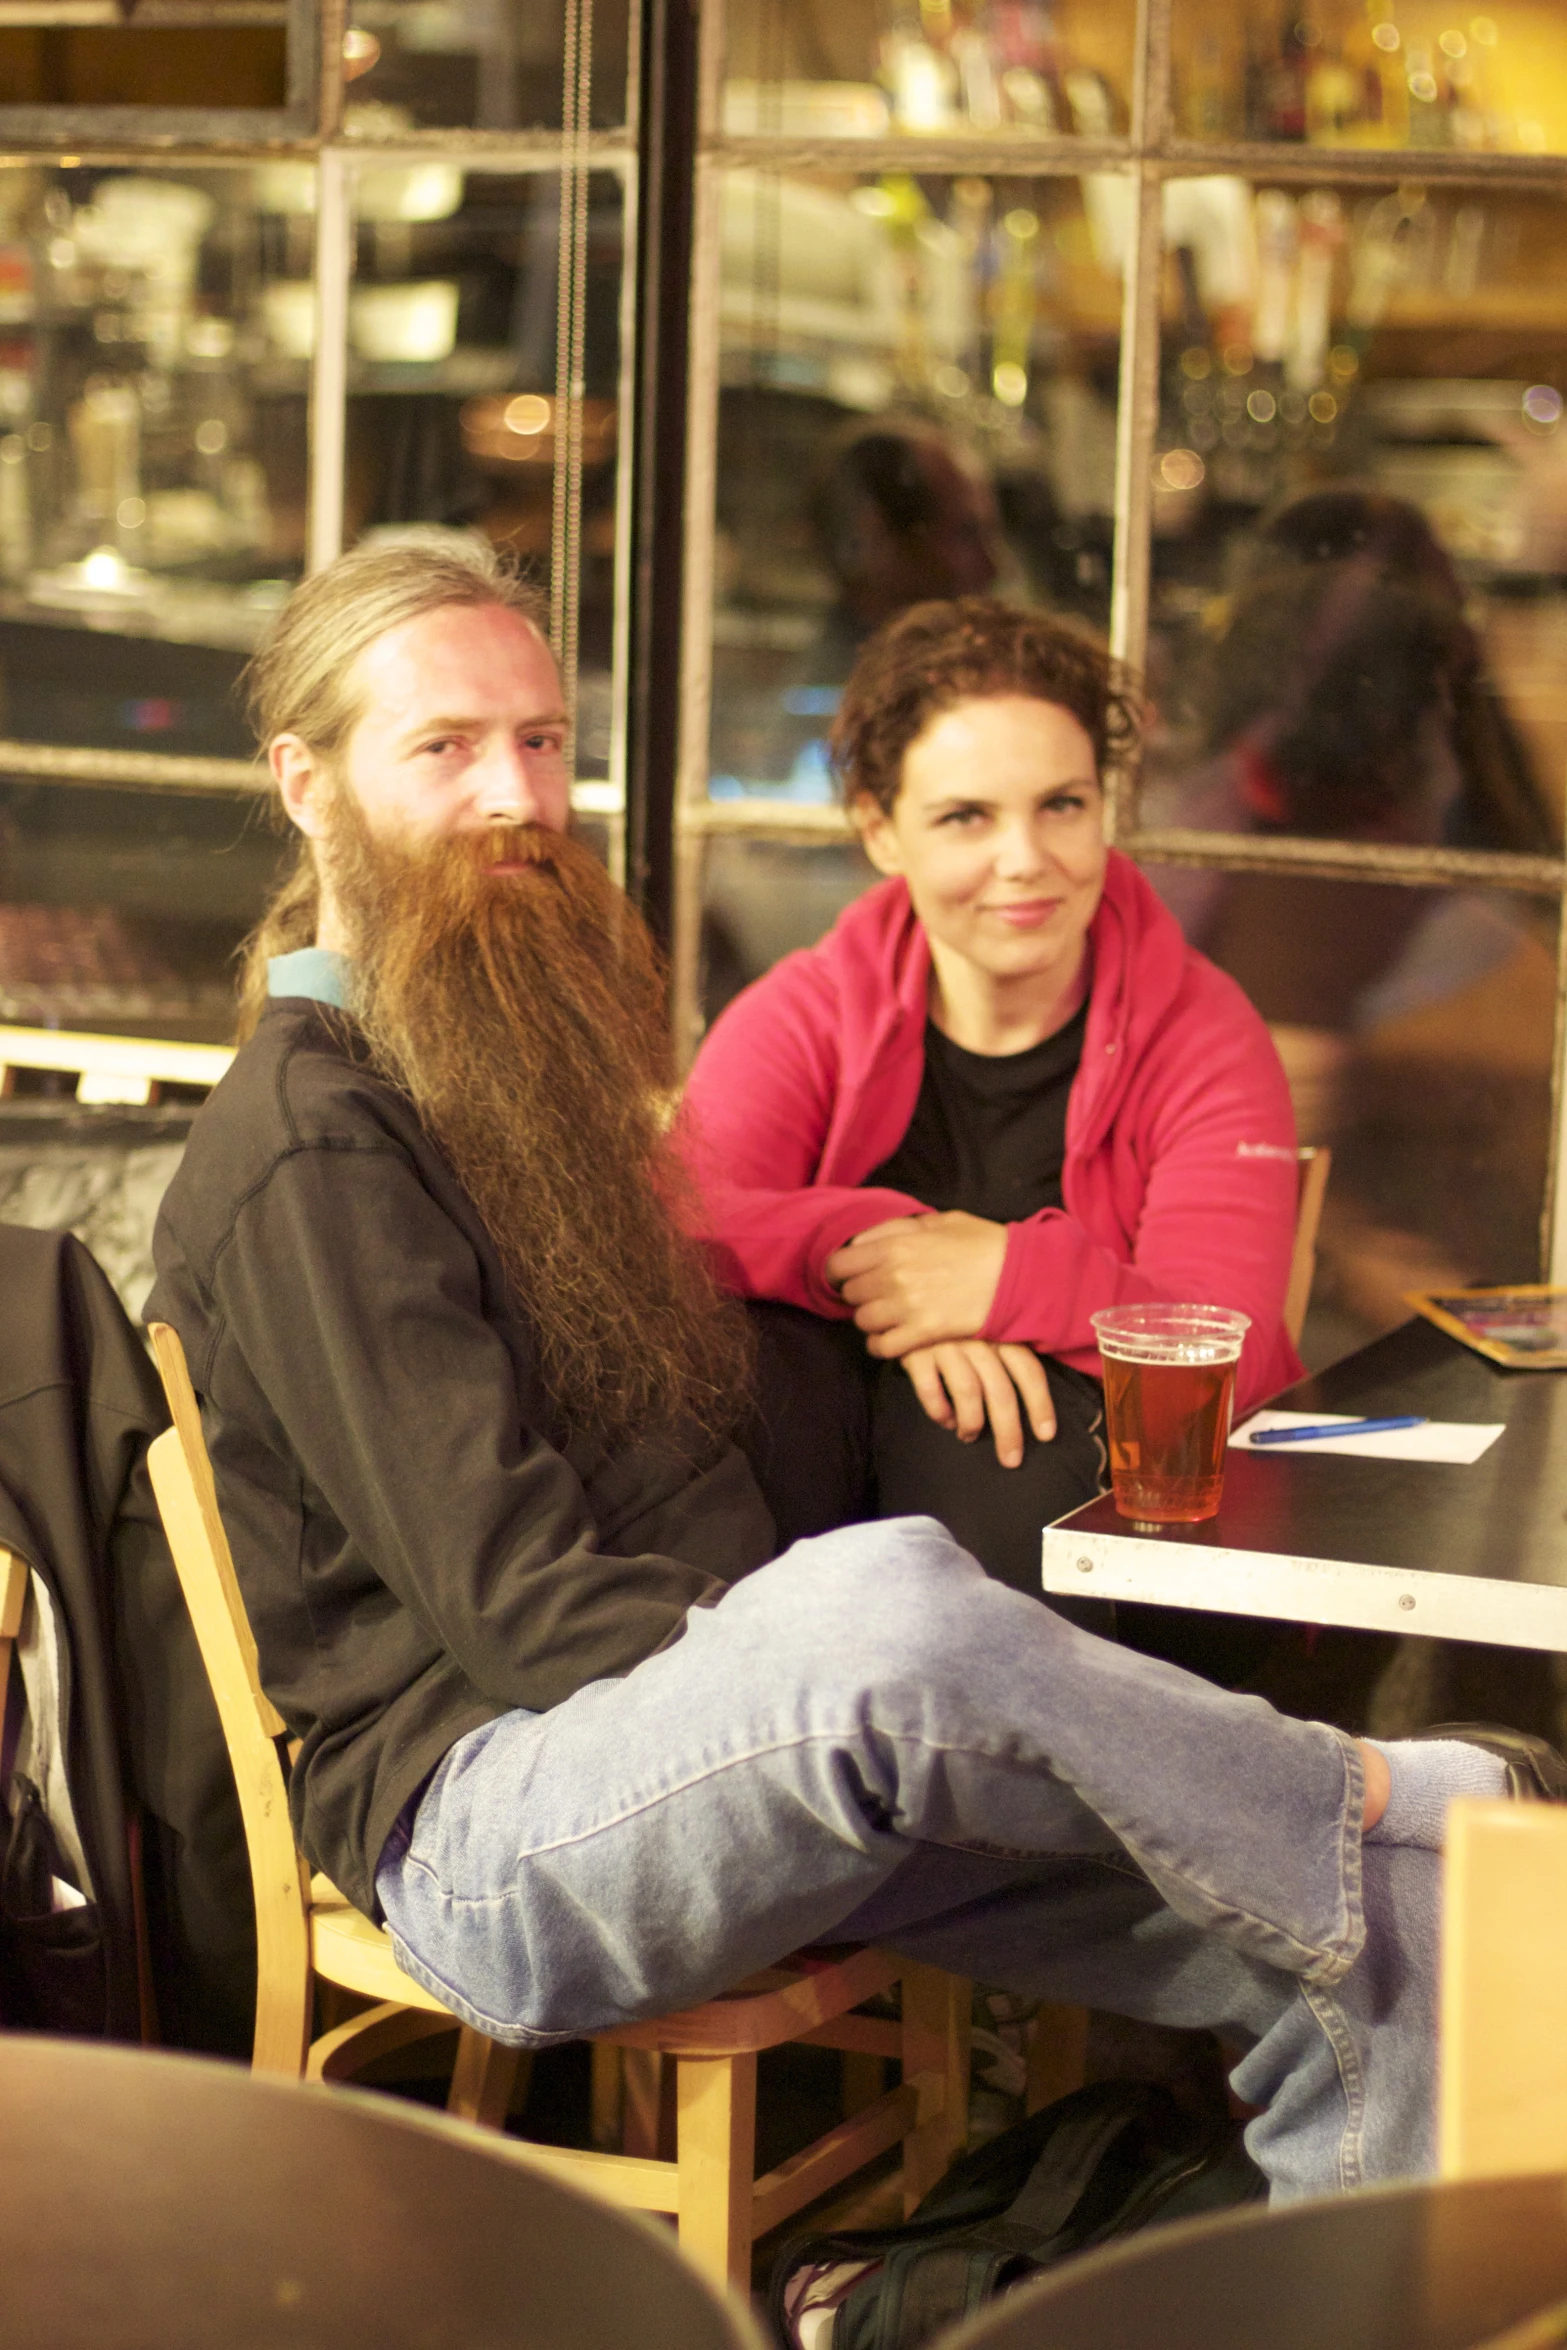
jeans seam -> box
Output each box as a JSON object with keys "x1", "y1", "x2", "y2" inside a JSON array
[
  {"x1": 383, "y1": 1926, "x2": 575, "y2": 2048},
  {"x1": 402, "y1": 1720, "x2": 1357, "y2": 1972},
  {"x1": 1300, "y1": 1981, "x2": 1367, "y2": 2191}
]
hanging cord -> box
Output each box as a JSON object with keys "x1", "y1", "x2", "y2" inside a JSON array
[{"x1": 551, "y1": 0, "x2": 594, "y2": 770}]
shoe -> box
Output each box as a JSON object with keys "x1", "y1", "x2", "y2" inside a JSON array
[{"x1": 1423, "y1": 1722, "x2": 1567, "y2": 1802}]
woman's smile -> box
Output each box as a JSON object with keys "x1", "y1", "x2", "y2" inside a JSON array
[{"x1": 983, "y1": 896, "x2": 1063, "y2": 929}]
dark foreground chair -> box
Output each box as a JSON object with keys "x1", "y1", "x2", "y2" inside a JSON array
[
  {"x1": 936, "y1": 2171, "x2": 1567, "y2": 2350},
  {"x1": 0, "y1": 2033, "x2": 766, "y2": 2350}
]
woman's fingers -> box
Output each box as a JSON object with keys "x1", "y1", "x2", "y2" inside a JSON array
[
  {"x1": 966, "y1": 1345, "x2": 1026, "y2": 1466},
  {"x1": 999, "y1": 1344, "x2": 1056, "y2": 1443},
  {"x1": 850, "y1": 1294, "x2": 904, "y2": 1337},
  {"x1": 932, "y1": 1344, "x2": 988, "y2": 1442},
  {"x1": 824, "y1": 1219, "x2": 927, "y2": 1290},
  {"x1": 901, "y1": 1347, "x2": 956, "y2": 1427}
]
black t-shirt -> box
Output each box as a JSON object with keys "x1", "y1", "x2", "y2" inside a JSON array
[{"x1": 865, "y1": 1000, "x2": 1089, "y2": 1224}]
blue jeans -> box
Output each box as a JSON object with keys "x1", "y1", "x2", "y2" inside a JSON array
[{"x1": 375, "y1": 1518, "x2": 1436, "y2": 2201}]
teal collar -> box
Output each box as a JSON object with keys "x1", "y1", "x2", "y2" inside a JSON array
[{"x1": 267, "y1": 947, "x2": 354, "y2": 1011}]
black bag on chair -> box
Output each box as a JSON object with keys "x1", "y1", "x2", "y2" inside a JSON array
[{"x1": 769, "y1": 2079, "x2": 1266, "y2": 2350}]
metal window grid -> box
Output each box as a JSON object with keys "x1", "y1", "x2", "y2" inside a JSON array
[{"x1": 671, "y1": 0, "x2": 1567, "y2": 1282}]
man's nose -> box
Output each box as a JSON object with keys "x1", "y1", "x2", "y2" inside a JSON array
[{"x1": 469, "y1": 739, "x2": 542, "y2": 824}]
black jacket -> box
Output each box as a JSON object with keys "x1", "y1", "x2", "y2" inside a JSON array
[
  {"x1": 0, "y1": 1224, "x2": 252, "y2": 2050},
  {"x1": 147, "y1": 999, "x2": 773, "y2": 1917}
]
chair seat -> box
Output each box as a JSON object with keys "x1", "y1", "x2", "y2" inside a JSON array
[
  {"x1": 309, "y1": 1876, "x2": 453, "y2": 2017},
  {"x1": 308, "y1": 1871, "x2": 904, "y2": 2056}
]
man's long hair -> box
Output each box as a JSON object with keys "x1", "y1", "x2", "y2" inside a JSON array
[{"x1": 317, "y1": 796, "x2": 753, "y2": 1451}]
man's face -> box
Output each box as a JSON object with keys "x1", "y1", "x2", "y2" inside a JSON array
[{"x1": 282, "y1": 600, "x2": 573, "y2": 854}]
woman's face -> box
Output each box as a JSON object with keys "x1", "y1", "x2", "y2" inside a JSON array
[{"x1": 857, "y1": 693, "x2": 1109, "y2": 996}]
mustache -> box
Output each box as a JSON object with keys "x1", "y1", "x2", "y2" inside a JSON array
[{"x1": 458, "y1": 824, "x2": 568, "y2": 873}]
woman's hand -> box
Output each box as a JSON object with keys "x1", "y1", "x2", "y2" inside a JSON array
[
  {"x1": 900, "y1": 1340, "x2": 1056, "y2": 1467},
  {"x1": 826, "y1": 1212, "x2": 1008, "y2": 1354}
]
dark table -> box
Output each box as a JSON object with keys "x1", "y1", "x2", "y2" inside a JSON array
[
  {"x1": 1043, "y1": 1317, "x2": 1567, "y2": 1650},
  {"x1": 0, "y1": 2034, "x2": 765, "y2": 2350}
]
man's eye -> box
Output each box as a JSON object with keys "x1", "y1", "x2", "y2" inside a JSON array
[
  {"x1": 524, "y1": 734, "x2": 566, "y2": 756},
  {"x1": 936, "y1": 807, "x2": 985, "y2": 827},
  {"x1": 420, "y1": 737, "x2": 461, "y2": 758}
]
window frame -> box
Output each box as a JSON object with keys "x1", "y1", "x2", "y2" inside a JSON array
[{"x1": 671, "y1": 0, "x2": 1567, "y2": 1282}]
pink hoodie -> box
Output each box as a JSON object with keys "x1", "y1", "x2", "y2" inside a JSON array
[{"x1": 682, "y1": 851, "x2": 1303, "y2": 1413}]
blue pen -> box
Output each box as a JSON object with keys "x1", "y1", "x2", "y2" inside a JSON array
[{"x1": 1250, "y1": 1415, "x2": 1427, "y2": 1446}]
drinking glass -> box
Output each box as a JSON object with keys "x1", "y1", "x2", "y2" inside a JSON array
[{"x1": 1091, "y1": 1305, "x2": 1250, "y2": 1530}]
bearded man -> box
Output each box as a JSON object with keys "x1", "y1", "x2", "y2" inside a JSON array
[{"x1": 147, "y1": 539, "x2": 1561, "y2": 2205}]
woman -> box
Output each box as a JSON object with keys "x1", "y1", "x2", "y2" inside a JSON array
[{"x1": 683, "y1": 597, "x2": 1302, "y2": 1604}]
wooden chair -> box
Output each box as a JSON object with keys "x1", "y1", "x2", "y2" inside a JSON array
[
  {"x1": 144, "y1": 1322, "x2": 968, "y2": 2289},
  {"x1": 0, "y1": 1544, "x2": 26, "y2": 1763},
  {"x1": 1284, "y1": 1146, "x2": 1332, "y2": 1350},
  {"x1": 1440, "y1": 1797, "x2": 1567, "y2": 2181}
]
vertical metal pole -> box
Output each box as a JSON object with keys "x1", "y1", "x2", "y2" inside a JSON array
[
  {"x1": 1106, "y1": 0, "x2": 1171, "y2": 841},
  {"x1": 306, "y1": 147, "x2": 351, "y2": 574},
  {"x1": 1545, "y1": 897, "x2": 1567, "y2": 1281},
  {"x1": 623, "y1": 0, "x2": 701, "y2": 956},
  {"x1": 604, "y1": 0, "x2": 644, "y2": 878},
  {"x1": 669, "y1": 3, "x2": 724, "y2": 1067},
  {"x1": 604, "y1": 155, "x2": 638, "y2": 887}
]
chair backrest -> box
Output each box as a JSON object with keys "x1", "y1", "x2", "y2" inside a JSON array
[
  {"x1": 0, "y1": 1544, "x2": 27, "y2": 1769},
  {"x1": 145, "y1": 1322, "x2": 311, "y2": 2056},
  {"x1": 1440, "y1": 1796, "x2": 1567, "y2": 2181},
  {"x1": 1283, "y1": 1145, "x2": 1332, "y2": 1350}
]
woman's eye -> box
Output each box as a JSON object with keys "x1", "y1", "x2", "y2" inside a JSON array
[{"x1": 937, "y1": 806, "x2": 985, "y2": 827}]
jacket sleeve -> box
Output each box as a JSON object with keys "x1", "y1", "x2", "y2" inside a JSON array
[
  {"x1": 205, "y1": 1139, "x2": 734, "y2": 1714},
  {"x1": 681, "y1": 961, "x2": 927, "y2": 1317},
  {"x1": 981, "y1": 992, "x2": 1299, "y2": 1413}
]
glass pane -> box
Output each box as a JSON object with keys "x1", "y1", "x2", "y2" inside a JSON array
[
  {"x1": 0, "y1": 18, "x2": 288, "y2": 114},
  {"x1": 1172, "y1": 0, "x2": 1567, "y2": 155},
  {"x1": 1137, "y1": 857, "x2": 1558, "y2": 1352},
  {"x1": 722, "y1": 0, "x2": 1136, "y2": 142},
  {"x1": 0, "y1": 161, "x2": 312, "y2": 760},
  {"x1": 0, "y1": 776, "x2": 287, "y2": 1043},
  {"x1": 701, "y1": 832, "x2": 874, "y2": 1022},
  {"x1": 708, "y1": 168, "x2": 1121, "y2": 800},
  {"x1": 343, "y1": 164, "x2": 625, "y2": 788},
  {"x1": 344, "y1": 0, "x2": 631, "y2": 134},
  {"x1": 1137, "y1": 175, "x2": 1567, "y2": 860}
]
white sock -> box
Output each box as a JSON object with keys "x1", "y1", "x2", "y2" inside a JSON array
[{"x1": 1364, "y1": 1738, "x2": 1508, "y2": 1851}]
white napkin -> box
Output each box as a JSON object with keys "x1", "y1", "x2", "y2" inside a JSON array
[{"x1": 1230, "y1": 1410, "x2": 1504, "y2": 1464}]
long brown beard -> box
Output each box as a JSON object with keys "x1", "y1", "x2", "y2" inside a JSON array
[{"x1": 319, "y1": 798, "x2": 752, "y2": 1451}]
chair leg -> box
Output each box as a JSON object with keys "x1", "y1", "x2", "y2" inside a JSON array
[
  {"x1": 1026, "y1": 2002, "x2": 1090, "y2": 2113},
  {"x1": 622, "y1": 2046, "x2": 669, "y2": 2159},
  {"x1": 590, "y1": 2042, "x2": 624, "y2": 2149},
  {"x1": 676, "y1": 2052, "x2": 758, "y2": 2293},
  {"x1": 899, "y1": 1964, "x2": 969, "y2": 2213},
  {"x1": 447, "y1": 2026, "x2": 529, "y2": 2128},
  {"x1": 253, "y1": 1966, "x2": 314, "y2": 2079}
]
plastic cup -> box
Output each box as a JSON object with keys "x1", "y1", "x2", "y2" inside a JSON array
[{"x1": 1091, "y1": 1305, "x2": 1251, "y2": 1530}]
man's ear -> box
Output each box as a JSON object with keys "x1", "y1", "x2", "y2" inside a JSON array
[
  {"x1": 271, "y1": 734, "x2": 331, "y2": 840},
  {"x1": 852, "y1": 792, "x2": 904, "y2": 880}
]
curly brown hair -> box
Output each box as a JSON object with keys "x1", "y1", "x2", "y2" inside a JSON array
[{"x1": 830, "y1": 596, "x2": 1140, "y2": 814}]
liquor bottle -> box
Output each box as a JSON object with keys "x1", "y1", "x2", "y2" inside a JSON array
[
  {"x1": 1263, "y1": 10, "x2": 1310, "y2": 141},
  {"x1": 1306, "y1": 39, "x2": 1362, "y2": 142}
]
